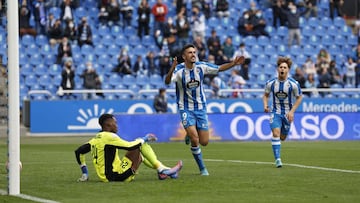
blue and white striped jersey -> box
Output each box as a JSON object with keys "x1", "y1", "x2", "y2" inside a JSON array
[
  {"x1": 171, "y1": 61, "x2": 219, "y2": 110},
  {"x1": 264, "y1": 77, "x2": 302, "y2": 115}
]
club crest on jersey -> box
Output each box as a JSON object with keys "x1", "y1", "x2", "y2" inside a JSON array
[
  {"x1": 187, "y1": 79, "x2": 200, "y2": 89},
  {"x1": 275, "y1": 91, "x2": 287, "y2": 100}
]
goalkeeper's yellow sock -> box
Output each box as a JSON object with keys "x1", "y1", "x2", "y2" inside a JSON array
[{"x1": 140, "y1": 143, "x2": 168, "y2": 172}]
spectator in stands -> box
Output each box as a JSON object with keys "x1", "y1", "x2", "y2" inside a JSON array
[
  {"x1": 304, "y1": 73, "x2": 318, "y2": 97},
  {"x1": 46, "y1": 13, "x2": 56, "y2": 35},
  {"x1": 356, "y1": 59, "x2": 360, "y2": 87},
  {"x1": 56, "y1": 36, "x2": 72, "y2": 65},
  {"x1": 253, "y1": 9, "x2": 269, "y2": 37},
  {"x1": 292, "y1": 67, "x2": 306, "y2": 88},
  {"x1": 112, "y1": 48, "x2": 132, "y2": 75},
  {"x1": 215, "y1": 50, "x2": 229, "y2": 65},
  {"x1": 329, "y1": 0, "x2": 344, "y2": 19},
  {"x1": 302, "y1": 57, "x2": 317, "y2": 76},
  {"x1": 190, "y1": 5, "x2": 206, "y2": 42},
  {"x1": 316, "y1": 48, "x2": 331, "y2": 71},
  {"x1": 19, "y1": 4, "x2": 36, "y2": 37},
  {"x1": 344, "y1": 57, "x2": 356, "y2": 87},
  {"x1": 63, "y1": 19, "x2": 77, "y2": 42},
  {"x1": 120, "y1": 0, "x2": 133, "y2": 28},
  {"x1": 237, "y1": 11, "x2": 254, "y2": 37},
  {"x1": 299, "y1": 0, "x2": 318, "y2": 19},
  {"x1": 175, "y1": 0, "x2": 186, "y2": 15},
  {"x1": 193, "y1": 35, "x2": 207, "y2": 61},
  {"x1": 77, "y1": 17, "x2": 93, "y2": 47},
  {"x1": 175, "y1": 9, "x2": 191, "y2": 49},
  {"x1": 353, "y1": 44, "x2": 360, "y2": 61},
  {"x1": 0, "y1": 0, "x2": 5, "y2": 26},
  {"x1": 317, "y1": 66, "x2": 332, "y2": 97},
  {"x1": 107, "y1": 0, "x2": 121, "y2": 26},
  {"x1": 60, "y1": 59, "x2": 75, "y2": 99},
  {"x1": 228, "y1": 69, "x2": 246, "y2": 98},
  {"x1": 98, "y1": 5, "x2": 109, "y2": 26},
  {"x1": 279, "y1": 2, "x2": 307, "y2": 47},
  {"x1": 159, "y1": 54, "x2": 171, "y2": 78},
  {"x1": 137, "y1": 0, "x2": 151, "y2": 38},
  {"x1": 153, "y1": 88, "x2": 168, "y2": 113},
  {"x1": 133, "y1": 55, "x2": 148, "y2": 76},
  {"x1": 272, "y1": 0, "x2": 287, "y2": 27},
  {"x1": 328, "y1": 60, "x2": 343, "y2": 86},
  {"x1": 146, "y1": 51, "x2": 158, "y2": 75},
  {"x1": 211, "y1": 75, "x2": 228, "y2": 98},
  {"x1": 0, "y1": 55, "x2": 6, "y2": 77},
  {"x1": 48, "y1": 19, "x2": 63, "y2": 47},
  {"x1": 232, "y1": 43, "x2": 251, "y2": 80},
  {"x1": 80, "y1": 62, "x2": 104, "y2": 99},
  {"x1": 221, "y1": 36, "x2": 235, "y2": 62},
  {"x1": 206, "y1": 29, "x2": 221, "y2": 58},
  {"x1": 151, "y1": 0, "x2": 168, "y2": 35},
  {"x1": 33, "y1": 0, "x2": 47, "y2": 35},
  {"x1": 163, "y1": 17, "x2": 178, "y2": 56},
  {"x1": 215, "y1": 0, "x2": 229, "y2": 18},
  {"x1": 60, "y1": 0, "x2": 75, "y2": 24}
]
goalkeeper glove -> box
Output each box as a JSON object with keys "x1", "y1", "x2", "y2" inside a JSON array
[
  {"x1": 77, "y1": 165, "x2": 89, "y2": 182},
  {"x1": 141, "y1": 133, "x2": 157, "y2": 142}
]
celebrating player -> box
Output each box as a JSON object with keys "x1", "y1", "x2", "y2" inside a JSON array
[
  {"x1": 262, "y1": 57, "x2": 303, "y2": 168},
  {"x1": 74, "y1": 113, "x2": 183, "y2": 182},
  {"x1": 165, "y1": 44, "x2": 244, "y2": 175}
]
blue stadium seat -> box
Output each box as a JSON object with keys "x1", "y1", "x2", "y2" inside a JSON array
[
  {"x1": 128, "y1": 35, "x2": 141, "y2": 48},
  {"x1": 320, "y1": 16, "x2": 333, "y2": 28},
  {"x1": 334, "y1": 35, "x2": 346, "y2": 46},
  {"x1": 94, "y1": 44, "x2": 107, "y2": 56},
  {"x1": 25, "y1": 74, "x2": 38, "y2": 87},
  {"x1": 40, "y1": 44, "x2": 52, "y2": 56},
  {"x1": 243, "y1": 35, "x2": 257, "y2": 47},
  {"x1": 333, "y1": 16, "x2": 345, "y2": 28},
  {"x1": 111, "y1": 25, "x2": 122, "y2": 36},
  {"x1": 321, "y1": 35, "x2": 333, "y2": 48},
  {"x1": 328, "y1": 44, "x2": 341, "y2": 55},
  {"x1": 26, "y1": 44, "x2": 38, "y2": 55},
  {"x1": 122, "y1": 74, "x2": 136, "y2": 87},
  {"x1": 75, "y1": 6, "x2": 87, "y2": 19},
  {"x1": 347, "y1": 35, "x2": 358, "y2": 47},
  {"x1": 35, "y1": 35, "x2": 48, "y2": 46},
  {"x1": 142, "y1": 35, "x2": 155, "y2": 48},
  {"x1": 39, "y1": 75, "x2": 52, "y2": 87},
  {"x1": 314, "y1": 26, "x2": 325, "y2": 37},
  {"x1": 307, "y1": 17, "x2": 319, "y2": 28},
  {"x1": 30, "y1": 54, "x2": 43, "y2": 66},
  {"x1": 250, "y1": 45, "x2": 263, "y2": 57},
  {"x1": 48, "y1": 64, "x2": 62, "y2": 77},
  {"x1": 108, "y1": 74, "x2": 122, "y2": 87},
  {"x1": 72, "y1": 52, "x2": 83, "y2": 64},
  {"x1": 49, "y1": 7, "x2": 61, "y2": 19},
  {"x1": 277, "y1": 44, "x2": 288, "y2": 56},
  {"x1": 326, "y1": 25, "x2": 337, "y2": 38},
  {"x1": 308, "y1": 35, "x2": 320, "y2": 47},
  {"x1": 135, "y1": 74, "x2": 150, "y2": 88},
  {"x1": 132, "y1": 45, "x2": 148, "y2": 56},
  {"x1": 21, "y1": 34, "x2": 35, "y2": 47},
  {"x1": 207, "y1": 17, "x2": 221, "y2": 29},
  {"x1": 19, "y1": 53, "x2": 29, "y2": 66},
  {"x1": 34, "y1": 64, "x2": 48, "y2": 76},
  {"x1": 270, "y1": 35, "x2": 282, "y2": 47},
  {"x1": 295, "y1": 54, "x2": 307, "y2": 65},
  {"x1": 101, "y1": 34, "x2": 114, "y2": 47},
  {"x1": 97, "y1": 26, "x2": 110, "y2": 37},
  {"x1": 115, "y1": 35, "x2": 128, "y2": 47},
  {"x1": 290, "y1": 45, "x2": 301, "y2": 56},
  {"x1": 81, "y1": 44, "x2": 94, "y2": 55},
  {"x1": 302, "y1": 44, "x2": 317, "y2": 57},
  {"x1": 20, "y1": 64, "x2": 33, "y2": 77},
  {"x1": 276, "y1": 26, "x2": 288, "y2": 37},
  {"x1": 123, "y1": 26, "x2": 137, "y2": 37},
  {"x1": 107, "y1": 44, "x2": 120, "y2": 56},
  {"x1": 226, "y1": 26, "x2": 238, "y2": 37},
  {"x1": 97, "y1": 54, "x2": 110, "y2": 66},
  {"x1": 256, "y1": 54, "x2": 269, "y2": 66},
  {"x1": 87, "y1": 7, "x2": 99, "y2": 20},
  {"x1": 264, "y1": 25, "x2": 276, "y2": 36},
  {"x1": 301, "y1": 25, "x2": 313, "y2": 39},
  {"x1": 257, "y1": 35, "x2": 270, "y2": 47},
  {"x1": 149, "y1": 74, "x2": 164, "y2": 88}
]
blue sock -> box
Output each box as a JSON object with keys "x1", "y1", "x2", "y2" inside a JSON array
[
  {"x1": 191, "y1": 146, "x2": 206, "y2": 171},
  {"x1": 81, "y1": 165, "x2": 88, "y2": 174},
  {"x1": 271, "y1": 137, "x2": 281, "y2": 160}
]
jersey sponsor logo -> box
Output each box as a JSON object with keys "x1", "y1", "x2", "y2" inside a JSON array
[
  {"x1": 186, "y1": 79, "x2": 200, "y2": 89},
  {"x1": 275, "y1": 91, "x2": 287, "y2": 100}
]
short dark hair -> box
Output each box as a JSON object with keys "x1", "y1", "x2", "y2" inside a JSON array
[
  {"x1": 98, "y1": 114, "x2": 114, "y2": 127},
  {"x1": 181, "y1": 44, "x2": 196, "y2": 55}
]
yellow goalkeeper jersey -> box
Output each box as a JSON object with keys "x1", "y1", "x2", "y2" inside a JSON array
[{"x1": 85, "y1": 132, "x2": 142, "y2": 182}]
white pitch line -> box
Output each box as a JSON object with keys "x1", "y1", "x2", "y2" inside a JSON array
[
  {"x1": 206, "y1": 159, "x2": 360, "y2": 174},
  {"x1": 0, "y1": 189, "x2": 60, "y2": 203}
]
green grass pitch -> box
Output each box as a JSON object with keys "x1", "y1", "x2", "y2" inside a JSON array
[{"x1": 0, "y1": 136, "x2": 359, "y2": 203}]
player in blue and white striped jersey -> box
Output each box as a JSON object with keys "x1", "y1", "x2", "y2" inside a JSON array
[
  {"x1": 262, "y1": 56, "x2": 303, "y2": 168},
  {"x1": 165, "y1": 44, "x2": 245, "y2": 175}
]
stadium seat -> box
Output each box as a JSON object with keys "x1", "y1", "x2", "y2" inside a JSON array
[
  {"x1": 97, "y1": 26, "x2": 110, "y2": 37},
  {"x1": 302, "y1": 44, "x2": 317, "y2": 57},
  {"x1": 20, "y1": 63, "x2": 33, "y2": 77},
  {"x1": 35, "y1": 35, "x2": 48, "y2": 46},
  {"x1": 87, "y1": 7, "x2": 99, "y2": 20},
  {"x1": 270, "y1": 35, "x2": 282, "y2": 47},
  {"x1": 75, "y1": 6, "x2": 87, "y2": 19},
  {"x1": 132, "y1": 45, "x2": 148, "y2": 56},
  {"x1": 48, "y1": 64, "x2": 62, "y2": 77},
  {"x1": 333, "y1": 16, "x2": 345, "y2": 28},
  {"x1": 276, "y1": 26, "x2": 288, "y2": 37},
  {"x1": 34, "y1": 64, "x2": 48, "y2": 76},
  {"x1": 19, "y1": 53, "x2": 29, "y2": 66},
  {"x1": 334, "y1": 35, "x2": 346, "y2": 46},
  {"x1": 226, "y1": 26, "x2": 238, "y2": 37},
  {"x1": 29, "y1": 54, "x2": 43, "y2": 66},
  {"x1": 49, "y1": 7, "x2": 61, "y2": 19},
  {"x1": 320, "y1": 16, "x2": 333, "y2": 28},
  {"x1": 107, "y1": 44, "x2": 120, "y2": 56},
  {"x1": 24, "y1": 74, "x2": 38, "y2": 87},
  {"x1": 101, "y1": 34, "x2": 114, "y2": 47},
  {"x1": 94, "y1": 44, "x2": 107, "y2": 56},
  {"x1": 243, "y1": 35, "x2": 257, "y2": 47},
  {"x1": 307, "y1": 17, "x2": 319, "y2": 28},
  {"x1": 81, "y1": 44, "x2": 94, "y2": 56},
  {"x1": 135, "y1": 74, "x2": 150, "y2": 88},
  {"x1": 301, "y1": 25, "x2": 313, "y2": 39},
  {"x1": 314, "y1": 26, "x2": 325, "y2": 37},
  {"x1": 40, "y1": 44, "x2": 52, "y2": 56},
  {"x1": 308, "y1": 35, "x2": 320, "y2": 47},
  {"x1": 39, "y1": 74, "x2": 52, "y2": 87},
  {"x1": 250, "y1": 45, "x2": 263, "y2": 57},
  {"x1": 257, "y1": 35, "x2": 270, "y2": 47},
  {"x1": 264, "y1": 25, "x2": 276, "y2": 36},
  {"x1": 122, "y1": 74, "x2": 136, "y2": 87},
  {"x1": 124, "y1": 26, "x2": 137, "y2": 37},
  {"x1": 321, "y1": 35, "x2": 333, "y2": 48},
  {"x1": 97, "y1": 54, "x2": 110, "y2": 66},
  {"x1": 72, "y1": 53, "x2": 83, "y2": 64},
  {"x1": 149, "y1": 74, "x2": 163, "y2": 88},
  {"x1": 26, "y1": 44, "x2": 38, "y2": 55},
  {"x1": 111, "y1": 25, "x2": 122, "y2": 37},
  {"x1": 108, "y1": 74, "x2": 122, "y2": 87},
  {"x1": 295, "y1": 54, "x2": 307, "y2": 65},
  {"x1": 347, "y1": 35, "x2": 358, "y2": 47},
  {"x1": 207, "y1": 17, "x2": 220, "y2": 29},
  {"x1": 256, "y1": 54, "x2": 269, "y2": 66},
  {"x1": 142, "y1": 35, "x2": 155, "y2": 48},
  {"x1": 277, "y1": 44, "x2": 288, "y2": 56},
  {"x1": 115, "y1": 35, "x2": 128, "y2": 47},
  {"x1": 128, "y1": 35, "x2": 141, "y2": 48},
  {"x1": 290, "y1": 45, "x2": 301, "y2": 56},
  {"x1": 21, "y1": 34, "x2": 35, "y2": 47}
]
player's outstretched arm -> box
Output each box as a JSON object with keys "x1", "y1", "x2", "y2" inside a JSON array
[{"x1": 219, "y1": 56, "x2": 245, "y2": 72}]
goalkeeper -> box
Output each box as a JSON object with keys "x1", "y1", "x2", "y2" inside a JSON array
[{"x1": 74, "y1": 113, "x2": 183, "y2": 182}]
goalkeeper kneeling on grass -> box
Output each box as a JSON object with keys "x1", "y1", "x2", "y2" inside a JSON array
[{"x1": 74, "y1": 113, "x2": 183, "y2": 182}]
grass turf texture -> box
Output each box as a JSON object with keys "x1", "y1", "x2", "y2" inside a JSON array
[{"x1": 0, "y1": 136, "x2": 359, "y2": 203}]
